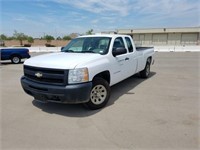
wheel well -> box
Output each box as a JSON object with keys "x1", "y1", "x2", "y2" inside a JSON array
[
  {"x1": 147, "y1": 56, "x2": 152, "y2": 63},
  {"x1": 10, "y1": 54, "x2": 21, "y2": 59},
  {"x1": 93, "y1": 71, "x2": 110, "y2": 84}
]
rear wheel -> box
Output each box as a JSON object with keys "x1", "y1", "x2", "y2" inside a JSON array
[
  {"x1": 11, "y1": 55, "x2": 21, "y2": 64},
  {"x1": 140, "y1": 59, "x2": 151, "y2": 78},
  {"x1": 85, "y1": 77, "x2": 110, "y2": 110}
]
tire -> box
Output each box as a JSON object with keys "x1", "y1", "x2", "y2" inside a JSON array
[
  {"x1": 11, "y1": 55, "x2": 21, "y2": 64},
  {"x1": 84, "y1": 77, "x2": 110, "y2": 110},
  {"x1": 140, "y1": 59, "x2": 151, "y2": 78}
]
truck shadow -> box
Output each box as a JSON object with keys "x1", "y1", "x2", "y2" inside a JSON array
[
  {"x1": 0, "y1": 61, "x2": 24, "y2": 65},
  {"x1": 32, "y1": 72, "x2": 156, "y2": 117},
  {"x1": 107, "y1": 72, "x2": 156, "y2": 106}
]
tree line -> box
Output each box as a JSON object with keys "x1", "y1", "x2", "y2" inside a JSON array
[{"x1": 0, "y1": 29, "x2": 94, "y2": 46}]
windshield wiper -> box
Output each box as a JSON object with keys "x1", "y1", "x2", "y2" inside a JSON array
[
  {"x1": 64, "y1": 50, "x2": 74, "y2": 53},
  {"x1": 81, "y1": 50, "x2": 96, "y2": 53}
]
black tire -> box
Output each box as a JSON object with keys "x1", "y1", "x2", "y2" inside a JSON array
[
  {"x1": 84, "y1": 77, "x2": 110, "y2": 110},
  {"x1": 11, "y1": 55, "x2": 21, "y2": 64},
  {"x1": 140, "y1": 59, "x2": 151, "y2": 78}
]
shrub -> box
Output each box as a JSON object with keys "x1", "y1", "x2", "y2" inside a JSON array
[
  {"x1": 45, "y1": 43, "x2": 55, "y2": 47},
  {"x1": 24, "y1": 44, "x2": 31, "y2": 47}
]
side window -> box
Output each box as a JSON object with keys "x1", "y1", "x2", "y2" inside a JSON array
[
  {"x1": 113, "y1": 37, "x2": 125, "y2": 49},
  {"x1": 125, "y1": 37, "x2": 133, "y2": 52}
]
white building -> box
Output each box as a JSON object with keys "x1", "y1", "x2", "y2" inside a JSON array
[{"x1": 116, "y1": 27, "x2": 200, "y2": 46}]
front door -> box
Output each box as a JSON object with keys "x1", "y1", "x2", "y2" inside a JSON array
[{"x1": 110, "y1": 37, "x2": 130, "y2": 85}]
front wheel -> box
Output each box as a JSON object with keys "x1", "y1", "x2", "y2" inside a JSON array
[{"x1": 84, "y1": 77, "x2": 110, "y2": 110}]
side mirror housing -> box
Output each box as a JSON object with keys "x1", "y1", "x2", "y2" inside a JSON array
[
  {"x1": 61, "y1": 47, "x2": 64, "y2": 51},
  {"x1": 112, "y1": 47, "x2": 127, "y2": 57}
]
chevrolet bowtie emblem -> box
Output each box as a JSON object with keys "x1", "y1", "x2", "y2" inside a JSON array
[{"x1": 35, "y1": 72, "x2": 43, "y2": 78}]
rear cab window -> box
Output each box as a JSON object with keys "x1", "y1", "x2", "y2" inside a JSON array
[{"x1": 125, "y1": 37, "x2": 134, "y2": 52}]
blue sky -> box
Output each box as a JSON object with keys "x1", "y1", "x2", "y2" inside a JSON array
[{"x1": 1, "y1": 0, "x2": 199, "y2": 38}]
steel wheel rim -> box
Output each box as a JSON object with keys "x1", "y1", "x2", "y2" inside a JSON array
[
  {"x1": 13, "y1": 57, "x2": 19, "y2": 63},
  {"x1": 90, "y1": 85, "x2": 107, "y2": 105}
]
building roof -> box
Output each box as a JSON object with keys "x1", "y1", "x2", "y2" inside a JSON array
[{"x1": 117, "y1": 27, "x2": 200, "y2": 34}]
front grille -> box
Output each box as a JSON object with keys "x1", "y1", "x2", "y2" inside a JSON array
[{"x1": 24, "y1": 65, "x2": 68, "y2": 85}]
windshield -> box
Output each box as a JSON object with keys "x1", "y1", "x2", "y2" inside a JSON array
[{"x1": 61, "y1": 37, "x2": 111, "y2": 55}]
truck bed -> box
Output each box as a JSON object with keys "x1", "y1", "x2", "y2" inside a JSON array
[{"x1": 136, "y1": 47, "x2": 154, "y2": 51}]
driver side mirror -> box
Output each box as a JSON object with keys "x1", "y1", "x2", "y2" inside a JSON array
[
  {"x1": 61, "y1": 47, "x2": 64, "y2": 51},
  {"x1": 112, "y1": 47, "x2": 127, "y2": 57}
]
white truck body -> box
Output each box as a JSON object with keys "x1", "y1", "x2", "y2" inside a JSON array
[{"x1": 21, "y1": 34, "x2": 154, "y2": 109}]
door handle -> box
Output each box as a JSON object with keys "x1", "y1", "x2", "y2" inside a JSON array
[{"x1": 125, "y1": 57, "x2": 129, "y2": 61}]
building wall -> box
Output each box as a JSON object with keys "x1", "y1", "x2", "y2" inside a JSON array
[
  {"x1": 181, "y1": 33, "x2": 198, "y2": 45},
  {"x1": 168, "y1": 33, "x2": 181, "y2": 45},
  {"x1": 117, "y1": 27, "x2": 200, "y2": 46},
  {"x1": 132, "y1": 33, "x2": 199, "y2": 46}
]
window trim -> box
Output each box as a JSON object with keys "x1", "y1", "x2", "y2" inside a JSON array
[{"x1": 125, "y1": 37, "x2": 134, "y2": 53}]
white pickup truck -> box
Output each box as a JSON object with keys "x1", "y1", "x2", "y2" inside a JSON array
[{"x1": 21, "y1": 34, "x2": 154, "y2": 109}]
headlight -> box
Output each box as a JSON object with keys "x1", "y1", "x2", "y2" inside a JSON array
[{"x1": 68, "y1": 68, "x2": 89, "y2": 84}]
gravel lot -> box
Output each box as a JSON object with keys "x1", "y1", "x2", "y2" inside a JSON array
[{"x1": 1, "y1": 52, "x2": 199, "y2": 150}]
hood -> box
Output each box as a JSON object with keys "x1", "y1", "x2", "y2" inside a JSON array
[{"x1": 24, "y1": 52, "x2": 103, "y2": 69}]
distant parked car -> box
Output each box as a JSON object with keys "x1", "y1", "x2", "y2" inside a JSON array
[{"x1": 0, "y1": 48, "x2": 31, "y2": 64}]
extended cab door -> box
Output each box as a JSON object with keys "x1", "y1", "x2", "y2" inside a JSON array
[
  {"x1": 124, "y1": 36, "x2": 138, "y2": 76},
  {"x1": 110, "y1": 37, "x2": 131, "y2": 85}
]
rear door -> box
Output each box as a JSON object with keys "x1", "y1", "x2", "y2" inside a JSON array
[{"x1": 124, "y1": 37, "x2": 138, "y2": 75}]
